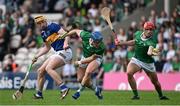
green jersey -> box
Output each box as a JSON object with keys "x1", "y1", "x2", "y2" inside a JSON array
[
  {"x1": 80, "y1": 31, "x2": 105, "y2": 58},
  {"x1": 134, "y1": 31, "x2": 157, "y2": 63}
]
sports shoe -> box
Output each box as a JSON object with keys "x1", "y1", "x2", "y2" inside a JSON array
[
  {"x1": 33, "y1": 94, "x2": 43, "y2": 99},
  {"x1": 131, "y1": 95, "x2": 140, "y2": 100},
  {"x1": 72, "y1": 92, "x2": 80, "y2": 100},
  {"x1": 60, "y1": 88, "x2": 70, "y2": 100},
  {"x1": 160, "y1": 96, "x2": 169, "y2": 100},
  {"x1": 95, "y1": 87, "x2": 103, "y2": 99}
]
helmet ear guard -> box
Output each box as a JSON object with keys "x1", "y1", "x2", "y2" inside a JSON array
[
  {"x1": 90, "y1": 31, "x2": 103, "y2": 43},
  {"x1": 34, "y1": 16, "x2": 46, "y2": 24}
]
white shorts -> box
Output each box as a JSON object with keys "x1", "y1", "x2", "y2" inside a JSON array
[
  {"x1": 50, "y1": 48, "x2": 72, "y2": 63},
  {"x1": 130, "y1": 57, "x2": 156, "y2": 72},
  {"x1": 79, "y1": 55, "x2": 103, "y2": 69}
]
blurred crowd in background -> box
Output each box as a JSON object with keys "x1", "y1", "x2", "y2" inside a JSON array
[{"x1": 0, "y1": 0, "x2": 180, "y2": 81}]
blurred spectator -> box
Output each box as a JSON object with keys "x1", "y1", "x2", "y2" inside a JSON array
[
  {"x1": 117, "y1": 28, "x2": 127, "y2": 42},
  {"x1": 111, "y1": 57, "x2": 126, "y2": 72},
  {"x1": 88, "y1": 3, "x2": 98, "y2": 18},
  {"x1": 101, "y1": 54, "x2": 114, "y2": 73},
  {"x1": 139, "y1": 16, "x2": 147, "y2": 30},
  {"x1": 110, "y1": 9, "x2": 116, "y2": 23},
  {"x1": 54, "y1": 0, "x2": 69, "y2": 12},
  {"x1": 105, "y1": 36, "x2": 116, "y2": 53},
  {"x1": 21, "y1": 28, "x2": 36, "y2": 48},
  {"x1": 123, "y1": 3, "x2": 131, "y2": 18},
  {"x1": 114, "y1": 46, "x2": 127, "y2": 59},
  {"x1": 128, "y1": 21, "x2": 138, "y2": 38},
  {"x1": 126, "y1": 46, "x2": 135, "y2": 61},
  {"x1": 2, "y1": 54, "x2": 19, "y2": 72},
  {"x1": 166, "y1": 42, "x2": 175, "y2": 61},
  {"x1": 61, "y1": 60, "x2": 76, "y2": 83},
  {"x1": 157, "y1": 11, "x2": 169, "y2": 25},
  {"x1": 162, "y1": 58, "x2": 173, "y2": 73},
  {"x1": 34, "y1": 28, "x2": 43, "y2": 48},
  {"x1": 149, "y1": 9, "x2": 158, "y2": 24},
  {"x1": 0, "y1": 17, "x2": 10, "y2": 60},
  {"x1": 155, "y1": 55, "x2": 166, "y2": 72},
  {"x1": 172, "y1": 55, "x2": 180, "y2": 72},
  {"x1": 92, "y1": 17, "x2": 102, "y2": 32},
  {"x1": 74, "y1": 10, "x2": 87, "y2": 27},
  {"x1": 63, "y1": 8, "x2": 74, "y2": 27},
  {"x1": 110, "y1": 0, "x2": 124, "y2": 21}
]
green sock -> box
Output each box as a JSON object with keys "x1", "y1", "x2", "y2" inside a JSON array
[
  {"x1": 132, "y1": 90, "x2": 139, "y2": 97},
  {"x1": 156, "y1": 89, "x2": 163, "y2": 97}
]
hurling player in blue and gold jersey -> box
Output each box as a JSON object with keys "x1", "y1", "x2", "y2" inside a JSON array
[{"x1": 32, "y1": 16, "x2": 72, "y2": 99}]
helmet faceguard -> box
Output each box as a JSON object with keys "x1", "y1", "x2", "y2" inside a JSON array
[{"x1": 89, "y1": 31, "x2": 103, "y2": 48}]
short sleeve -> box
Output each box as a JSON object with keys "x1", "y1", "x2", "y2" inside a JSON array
[{"x1": 80, "y1": 30, "x2": 91, "y2": 40}]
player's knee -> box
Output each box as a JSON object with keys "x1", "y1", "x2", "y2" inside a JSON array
[
  {"x1": 127, "y1": 72, "x2": 134, "y2": 77},
  {"x1": 45, "y1": 66, "x2": 52, "y2": 73},
  {"x1": 85, "y1": 71, "x2": 92, "y2": 77},
  {"x1": 77, "y1": 78, "x2": 82, "y2": 83},
  {"x1": 37, "y1": 68, "x2": 46, "y2": 77}
]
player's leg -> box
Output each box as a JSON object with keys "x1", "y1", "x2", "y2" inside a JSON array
[
  {"x1": 45, "y1": 55, "x2": 69, "y2": 99},
  {"x1": 127, "y1": 59, "x2": 141, "y2": 100},
  {"x1": 145, "y1": 71, "x2": 169, "y2": 100},
  {"x1": 83, "y1": 57, "x2": 103, "y2": 91},
  {"x1": 81, "y1": 60, "x2": 99, "y2": 88},
  {"x1": 73, "y1": 60, "x2": 101, "y2": 99},
  {"x1": 72, "y1": 67, "x2": 85, "y2": 99},
  {"x1": 34, "y1": 58, "x2": 50, "y2": 99},
  {"x1": 76, "y1": 67, "x2": 86, "y2": 83},
  {"x1": 85, "y1": 60, "x2": 103, "y2": 99}
]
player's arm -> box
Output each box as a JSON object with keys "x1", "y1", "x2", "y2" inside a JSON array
[
  {"x1": 63, "y1": 35, "x2": 70, "y2": 49},
  {"x1": 57, "y1": 29, "x2": 83, "y2": 39},
  {"x1": 118, "y1": 40, "x2": 135, "y2": 46},
  {"x1": 74, "y1": 54, "x2": 102, "y2": 66},
  {"x1": 65, "y1": 29, "x2": 83, "y2": 37},
  {"x1": 57, "y1": 27, "x2": 68, "y2": 36},
  {"x1": 32, "y1": 42, "x2": 51, "y2": 64},
  {"x1": 147, "y1": 46, "x2": 160, "y2": 56}
]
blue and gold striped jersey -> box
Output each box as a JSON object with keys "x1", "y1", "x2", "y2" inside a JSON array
[{"x1": 41, "y1": 23, "x2": 65, "y2": 51}]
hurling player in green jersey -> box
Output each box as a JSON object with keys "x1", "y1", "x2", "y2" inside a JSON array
[
  {"x1": 65, "y1": 29, "x2": 105, "y2": 100},
  {"x1": 115, "y1": 21, "x2": 169, "y2": 100}
]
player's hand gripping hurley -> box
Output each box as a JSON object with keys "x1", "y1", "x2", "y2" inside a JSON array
[
  {"x1": 12, "y1": 63, "x2": 33, "y2": 100},
  {"x1": 101, "y1": 7, "x2": 119, "y2": 45}
]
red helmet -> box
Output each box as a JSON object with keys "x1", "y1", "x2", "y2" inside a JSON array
[{"x1": 143, "y1": 21, "x2": 155, "y2": 30}]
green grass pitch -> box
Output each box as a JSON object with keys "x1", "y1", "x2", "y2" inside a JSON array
[{"x1": 0, "y1": 90, "x2": 180, "y2": 105}]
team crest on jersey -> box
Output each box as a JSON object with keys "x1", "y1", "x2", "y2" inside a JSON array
[{"x1": 46, "y1": 33, "x2": 59, "y2": 43}]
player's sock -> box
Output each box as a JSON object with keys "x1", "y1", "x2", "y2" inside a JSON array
[
  {"x1": 77, "y1": 84, "x2": 85, "y2": 92},
  {"x1": 34, "y1": 90, "x2": 43, "y2": 99},
  {"x1": 87, "y1": 84, "x2": 96, "y2": 91},
  {"x1": 37, "y1": 90, "x2": 42, "y2": 97},
  {"x1": 132, "y1": 90, "x2": 139, "y2": 97},
  {"x1": 59, "y1": 82, "x2": 68, "y2": 92},
  {"x1": 95, "y1": 86, "x2": 103, "y2": 99},
  {"x1": 156, "y1": 89, "x2": 163, "y2": 97}
]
